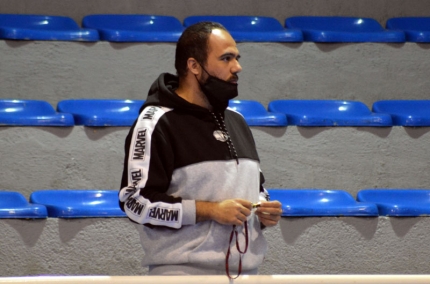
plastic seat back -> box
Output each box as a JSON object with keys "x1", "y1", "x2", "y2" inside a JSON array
[
  {"x1": 228, "y1": 100, "x2": 287, "y2": 126},
  {"x1": 268, "y1": 99, "x2": 392, "y2": 126},
  {"x1": 29, "y1": 190, "x2": 126, "y2": 218},
  {"x1": 0, "y1": 14, "x2": 99, "y2": 41},
  {"x1": 82, "y1": 14, "x2": 184, "y2": 42},
  {"x1": 0, "y1": 191, "x2": 47, "y2": 218},
  {"x1": 285, "y1": 16, "x2": 405, "y2": 42},
  {"x1": 357, "y1": 189, "x2": 430, "y2": 216},
  {"x1": 184, "y1": 15, "x2": 303, "y2": 42},
  {"x1": 0, "y1": 99, "x2": 74, "y2": 126},
  {"x1": 57, "y1": 99, "x2": 145, "y2": 126},
  {"x1": 372, "y1": 100, "x2": 430, "y2": 126},
  {"x1": 386, "y1": 17, "x2": 430, "y2": 42},
  {"x1": 268, "y1": 189, "x2": 378, "y2": 216}
]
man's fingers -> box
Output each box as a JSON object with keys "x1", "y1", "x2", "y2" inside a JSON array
[
  {"x1": 256, "y1": 211, "x2": 282, "y2": 227},
  {"x1": 257, "y1": 201, "x2": 282, "y2": 215},
  {"x1": 255, "y1": 200, "x2": 283, "y2": 227},
  {"x1": 256, "y1": 207, "x2": 282, "y2": 216},
  {"x1": 235, "y1": 199, "x2": 253, "y2": 210},
  {"x1": 212, "y1": 199, "x2": 255, "y2": 225},
  {"x1": 259, "y1": 200, "x2": 282, "y2": 208}
]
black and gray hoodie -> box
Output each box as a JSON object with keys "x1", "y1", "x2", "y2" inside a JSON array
[{"x1": 119, "y1": 73, "x2": 269, "y2": 271}]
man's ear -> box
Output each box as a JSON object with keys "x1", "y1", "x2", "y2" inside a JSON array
[{"x1": 187, "y1": 58, "x2": 201, "y2": 76}]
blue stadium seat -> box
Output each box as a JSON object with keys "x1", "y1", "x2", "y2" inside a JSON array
[
  {"x1": 29, "y1": 190, "x2": 126, "y2": 218},
  {"x1": 0, "y1": 99, "x2": 74, "y2": 126},
  {"x1": 285, "y1": 16, "x2": 405, "y2": 42},
  {"x1": 57, "y1": 99, "x2": 145, "y2": 126},
  {"x1": 268, "y1": 100, "x2": 393, "y2": 126},
  {"x1": 372, "y1": 100, "x2": 430, "y2": 126},
  {"x1": 357, "y1": 189, "x2": 430, "y2": 216},
  {"x1": 386, "y1": 17, "x2": 430, "y2": 42},
  {"x1": 0, "y1": 14, "x2": 99, "y2": 41},
  {"x1": 268, "y1": 189, "x2": 378, "y2": 216},
  {"x1": 184, "y1": 15, "x2": 303, "y2": 42},
  {"x1": 228, "y1": 100, "x2": 287, "y2": 126},
  {"x1": 82, "y1": 14, "x2": 184, "y2": 42},
  {"x1": 0, "y1": 191, "x2": 47, "y2": 218}
]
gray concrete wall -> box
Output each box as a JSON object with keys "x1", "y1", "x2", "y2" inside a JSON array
[
  {"x1": 1, "y1": 37, "x2": 430, "y2": 276},
  {"x1": 2, "y1": 216, "x2": 430, "y2": 276},
  {"x1": 1, "y1": 41, "x2": 430, "y2": 108},
  {"x1": 0, "y1": 218, "x2": 147, "y2": 276},
  {"x1": 1, "y1": 0, "x2": 430, "y2": 26},
  {"x1": 1, "y1": 125, "x2": 430, "y2": 276},
  {"x1": 254, "y1": 126, "x2": 430, "y2": 197},
  {"x1": 1, "y1": 126, "x2": 429, "y2": 199}
]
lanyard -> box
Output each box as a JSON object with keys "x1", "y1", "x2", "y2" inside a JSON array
[{"x1": 225, "y1": 221, "x2": 249, "y2": 279}]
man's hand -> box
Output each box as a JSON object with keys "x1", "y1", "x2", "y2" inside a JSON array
[
  {"x1": 196, "y1": 199, "x2": 252, "y2": 226},
  {"x1": 255, "y1": 201, "x2": 282, "y2": 227}
]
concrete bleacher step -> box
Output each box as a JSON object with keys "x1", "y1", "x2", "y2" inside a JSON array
[
  {"x1": 2, "y1": 41, "x2": 429, "y2": 108},
  {"x1": 2, "y1": 215, "x2": 430, "y2": 276}
]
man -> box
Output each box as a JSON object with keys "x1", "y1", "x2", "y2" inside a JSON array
[{"x1": 119, "y1": 21, "x2": 282, "y2": 276}]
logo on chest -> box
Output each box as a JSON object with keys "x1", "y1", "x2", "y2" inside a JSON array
[{"x1": 213, "y1": 130, "x2": 229, "y2": 142}]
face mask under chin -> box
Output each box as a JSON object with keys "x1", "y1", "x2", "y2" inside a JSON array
[{"x1": 196, "y1": 67, "x2": 238, "y2": 112}]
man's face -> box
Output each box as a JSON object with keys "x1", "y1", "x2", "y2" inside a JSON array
[{"x1": 201, "y1": 29, "x2": 242, "y2": 84}]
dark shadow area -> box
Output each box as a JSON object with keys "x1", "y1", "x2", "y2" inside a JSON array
[
  {"x1": 2, "y1": 219, "x2": 47, "y2": 246},
  {"x1": 58, "y1": 217, "x2": 127, "y2": 243},
  {"x1": 341, "y1": 216, "x2": 379, "y2": 240},
  {"x1": 385, "y1": 42, "x2": 406, "y2": 49},
  {"x1": 389, "y1": 216, "x2": 423, "y2": 238},
  {"x1": 58, "y1": 218, "x2": 100, "y2": 242},
  {"x1": 314, "y1": 42, "x2": 351, "y2": 52},
  {"x1": 0, "y1": 126, "x2": 74, "y2": 138},
  {"x1": 251, "y1": 126, "x2": 287, "y2": 138},
  {"x1": 315, "y1": 42, "x2": 405, "y2": 52},
  {"x1": 403, "y1": 127, "x2": 430, "y2": 139},
  {"x1": 109, "y1": 42, "x2": 175, "y2": 50},
  {"x1": 356, "y1": 126, "x2": 392, "y2": 138},
  {"x1": 278, "y1": 42, "x2": 304, "y2": 50},
  {"x1": 109, "y1": 42, "x2": 145, "y2": 50},
  {"x1": 297, "y1": 126, "x2": 392, "y2": 138},
  {"x1": 279, "y1": 216, "x2": 379, "y2": 244},
  {"x1": 279, "y1": 217, "x2": 324, "y2": 244},
  {"x1": 84, "y1": 126, "x2": 129, "y2": 141},
  {"x1": 296, "y1": 126, "x2": 329, "y2": 138},
  {"x1": 4, "y1": 39, "x2": 97, "y2": 48},
  {"x1": 417, "y1": 43, "x2": 430, "y2": 50},
  {"x1": 75, "y1": 41, "x2": 97, "y2": 47},
  {"x1": 38, "y1": 127, "x2": 74, "y2": 138},
  {"x1": 4, "y1": 40, "x2": 32, "y2": 48}
]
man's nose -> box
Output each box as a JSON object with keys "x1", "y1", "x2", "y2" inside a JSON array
[{"x1": 232, "y1": 60, "x2": 242, "y2": 74}]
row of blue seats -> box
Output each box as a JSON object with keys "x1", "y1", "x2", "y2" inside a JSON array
[
  {"x1": 1, "y1": 99, "x2": 429, "y2": 127},
  {"x1": 1, "y1": 14, "x2": 430, "y2": 42},
  {"x1": 1, "y1": 189, "x2": 429, "y2": 219}
]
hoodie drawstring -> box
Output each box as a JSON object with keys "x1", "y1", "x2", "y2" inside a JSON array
[{"x1": 211, "y1": 112, "x2": 239, "y2": 165}]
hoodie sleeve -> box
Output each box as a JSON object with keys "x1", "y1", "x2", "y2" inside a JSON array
[{"x1": 119, "y1": 106, "x2": 196, "y2": 229}]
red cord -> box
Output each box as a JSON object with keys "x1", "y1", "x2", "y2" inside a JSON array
[{"x1": 225, "y1": 221, "x2": 248, "y2": 279}]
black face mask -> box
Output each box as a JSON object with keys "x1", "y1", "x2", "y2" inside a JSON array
[{"x1": 196, "y1": 66, "x2": 238, "y2": 112}]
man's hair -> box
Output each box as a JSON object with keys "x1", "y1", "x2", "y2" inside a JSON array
[{"x1": 175, "y1": 21, "x2": 227, "y2": 78}]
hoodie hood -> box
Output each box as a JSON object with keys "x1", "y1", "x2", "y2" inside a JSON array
[
  {"x1": 140, "y1": 73, "x2": 208, "y2": 114},
  {"x1": 140, "y1": 73, "x2": 239, "y2": 164}
]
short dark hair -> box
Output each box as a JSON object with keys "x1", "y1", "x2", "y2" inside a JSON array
[{"x1": 175, "y1": 21, "x2": 227, "y2": 78}]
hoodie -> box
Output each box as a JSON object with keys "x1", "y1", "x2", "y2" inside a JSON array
[{"x1": 119, "y1": 73, "x2": 268, "y2": 271}]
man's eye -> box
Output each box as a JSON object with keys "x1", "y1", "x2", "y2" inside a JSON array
[{"x1": 221, "y1": 55, "x2": 240, "y2": 62}]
